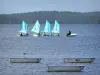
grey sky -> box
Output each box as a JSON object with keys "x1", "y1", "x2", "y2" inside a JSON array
[{"x1": 0, "y1": 0, "x2": 100, "y2": 14}]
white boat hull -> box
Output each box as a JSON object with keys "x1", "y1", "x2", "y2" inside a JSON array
[
  {"x1": 64, "y1": 58, "x2": 95, "y2": 63},
  {"x1": 10, "y1": 58, "x2": 41, "y2": 63},
  {"x1": 32, "y1": 34, "x2": 39, "y2": 37},
  {"x1": 66, "y1": 33, "x2": 77, "y2": 37},
  {"x1": 71, "y1": 33, "x2": 77, "y2": 36},
  {"x1": 47, "y1": 66, "x2": 84, "y2": 72}
]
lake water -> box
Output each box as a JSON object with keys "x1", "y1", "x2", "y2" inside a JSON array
[{"x1": 0, "y1": 24, "x2": 100, "y2": 75}]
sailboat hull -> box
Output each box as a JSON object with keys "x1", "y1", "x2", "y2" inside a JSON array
[
  {"x1": 41, "y1": 33, "x2": 51, "y2": 36},
  {"x1": 32, "y1": 33, "x2": 40, "y2": 37},
  {"x1": 33, "y1": 34, "x2": 39, "y2": 36},
  {"x1": 47, "y1": 66, "x2": 84, "y2": 72},
  {"x1": 17, "y1": 33, "x2": 29, "y2": 37},
  {"x1": 51, "y1": 33, "x2": 60, "y2": 36}
]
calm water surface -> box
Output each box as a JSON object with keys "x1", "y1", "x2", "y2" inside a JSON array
[{"x1": 0, "y1": 24, "x2": 100, "y2": 75}]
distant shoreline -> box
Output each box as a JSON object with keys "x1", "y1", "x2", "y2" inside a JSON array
[
  {"x1": 1, "y1": 11, "x2": 100, "y2": 15},
  {"x1": 0, "y1": 11, "x2": 100, "y2": 24},
  {"x1": 0, "y1": 23, "x2": 100, "y2": 26}
]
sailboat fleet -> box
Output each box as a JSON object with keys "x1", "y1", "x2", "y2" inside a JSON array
[
  {"x1": 18, "y1": 20, "x2": 76, "y2": 37},
  {"x1": 18, "y1": 20, "x2": 61, "y2": 37}
]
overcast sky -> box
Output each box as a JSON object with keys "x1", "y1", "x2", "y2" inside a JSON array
[{"x1": 0, "y1": 0, "x2": 100, "y2": 14}]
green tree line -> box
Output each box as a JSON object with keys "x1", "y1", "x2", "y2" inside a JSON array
[{"x1": 0, "y1": 11, "x2": 100, "y2": 24}]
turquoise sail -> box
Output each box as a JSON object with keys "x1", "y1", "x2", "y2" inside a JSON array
[
  {"x1": 31, "y1": 20, "x2": 40, "y2": 33},
  {"x1": 52, "y1": 20, "x2": 60, "y2": 33},
  {"x1": 42, "y1": 20, "x2": 51, "y2": 33},
  {"x1": 19, "y1": 20, "x2": 28, "y2": 33}
]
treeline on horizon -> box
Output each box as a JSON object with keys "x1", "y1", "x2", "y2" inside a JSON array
[{"x1": 0, "y1": 11, "x2": 100, "y2": 24}]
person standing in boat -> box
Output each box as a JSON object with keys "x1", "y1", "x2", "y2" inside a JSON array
[
  {"x1": 66, "y1": 30, "x2": 71, "y2": 36},
  {"x1": 69, "y1": 30, "x2": 71, "y2": 35}
]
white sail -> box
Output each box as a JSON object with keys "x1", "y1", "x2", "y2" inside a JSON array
[{"x1": 31, "y1": 20, "x2": 40, "y2": 33}]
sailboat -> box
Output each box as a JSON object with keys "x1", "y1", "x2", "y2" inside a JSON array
[
  {"x1": 18, "y1": 20, "x2": 28, "y2": 36},
  {"x1": 31, "y1": 20, "x2": 40, "y2": 36},
  {"x1": 41, "y1": 20, "x2": 51, "y2": 36},
  {"x1": 51, "y1": 20, "x2": 60, "y2": 36}
]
